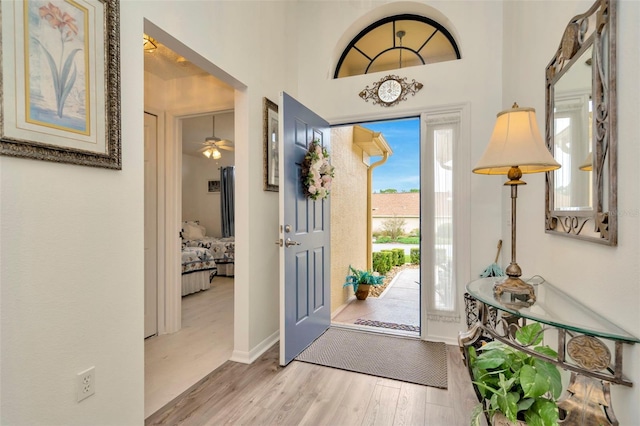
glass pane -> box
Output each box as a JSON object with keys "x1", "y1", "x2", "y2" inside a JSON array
[
  {"x1": 369, "y1": 50, "x2": 422, "y2": 74},
  {"x1": 420, "y1": 32, "x2": 457, "y2": 64},
  {"x1": 337, "y1": 49, "x2": 370, "y2": 78},
  {"x1": 433, "y1": 128, "x2": 454, "y2": 311},
  {"x1": 467, "y1": 278, "x2": 640, "y2": 343}
]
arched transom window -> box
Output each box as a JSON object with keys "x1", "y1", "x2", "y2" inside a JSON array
[{"x1": 335, "y1": 14, "x2": 460, "y2": 79}]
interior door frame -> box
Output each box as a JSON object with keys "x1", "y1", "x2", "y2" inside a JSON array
[
  {"x1": 161, "y1": 106, "x2": 236, "y2": 334},
  {"x1": 144, "y1": 106, "x2": 167, "y2": 335}
]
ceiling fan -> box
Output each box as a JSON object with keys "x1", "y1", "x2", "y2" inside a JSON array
[{"x1": 199, "y1": 115, "x2": 234, "y2": 159}]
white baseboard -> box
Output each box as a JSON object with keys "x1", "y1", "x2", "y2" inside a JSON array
[
  {"x1": 423, "y1": 334, "x2": 458, "y2": 346},
  {"x1": 230, "y1": 330, "x2": 280, "y2": 364}
]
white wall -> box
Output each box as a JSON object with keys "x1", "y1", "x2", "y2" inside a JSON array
[
  {"x1": 502, "y1": 1, "x2": 640, "y2": 423},
  {"x1": 182, "y1": 154, "x2": 234, "y2": 238},
  {"x1": 1, "y1": 1, "x2": 289, "y2": 424}
]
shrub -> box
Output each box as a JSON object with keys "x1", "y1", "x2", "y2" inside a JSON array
[
  {"x1": 381, "y1": 249, "x2": 397, "y2": 266},
  {"x1": 392, "y1": 248, "x2": 405, "y2": 265},
  {"x1": 372, "y1": 251, "x2": 393, "y2": 274},
  {"x1": 375, "y1": 236, "x2": 392, "y2": 244},
  {"x1": 410, "y1": 248, "x2": 420, "y2": 264}
]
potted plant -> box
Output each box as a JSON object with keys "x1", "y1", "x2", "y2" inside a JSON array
[
  {"x1": 469, "y1": 323, "x2": 562, "y2": 426},
  {"x1": 343, "y1": 265, "x2": 385, "y2": 300}
]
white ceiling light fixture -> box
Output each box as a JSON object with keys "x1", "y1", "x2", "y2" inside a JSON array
[{"x1": 199, "y1": 115, "x2": 234, "y2": 159}]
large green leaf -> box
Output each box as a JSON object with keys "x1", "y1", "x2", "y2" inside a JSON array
[
  {"x1": 476, "y1": 340, "x2": 507, "y2": 352},
  {"x1": 520, "y1": 364, "x2": 550, "y2": 398},
  {"x1": 515, "y1": 323, "x2": 543, "y2": 346},
  {"x1": 527, "y1": 398, "x2": 559, "y2": 426},
  {"x1": 496, "y1": 391, "x2": 520, "y2": 423},
  {"x1": 533, "y1": 358, "x2": 562, "y2": 399},
  {"x1": 534, "y1": 345, "x2": 558, "y2": 358},
  {"x1": 470, "y1": 403, "x2": 484, "y2": 426},
  {"x1": 474, "y1": 351, "x2": 508, "y2": 369}
]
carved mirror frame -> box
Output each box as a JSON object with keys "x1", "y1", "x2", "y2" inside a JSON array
[{"x1": 545, "y1": 0, "x2": 617, "y2": 245}]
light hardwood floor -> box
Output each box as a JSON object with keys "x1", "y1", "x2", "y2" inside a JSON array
[
  {"x1": 145, "y1": 277, "x2": 234, "y2": 418},
  {"x1": 146, "y1": 340, "x2": 484, "y2": 425}
]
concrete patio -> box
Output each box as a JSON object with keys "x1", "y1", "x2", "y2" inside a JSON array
[{"x1": 332, "y1": 268, "x2": 420, "y2": 336}]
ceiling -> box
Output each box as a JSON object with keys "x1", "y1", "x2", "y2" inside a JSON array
[
  {"x1": 144, "y1": 37, "x2": 209, "y2": 81},
  {"x1": 182, "y1": 112, "x2": 235, "y2": 159},
  {"x1": 143, "y1": 35, "x2": 235, "y2": 159}
]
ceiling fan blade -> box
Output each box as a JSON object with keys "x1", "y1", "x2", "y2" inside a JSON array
[{"x1": 218, "y1": 145, "x2": 234, "y2": 151}]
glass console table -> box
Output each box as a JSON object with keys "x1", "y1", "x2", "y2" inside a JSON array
[{"x1": 459, "y1": 277, "x2": 639, "y2": 425}]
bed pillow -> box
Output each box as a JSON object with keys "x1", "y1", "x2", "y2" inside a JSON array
[{"x1": 183, "y1": 222, "x2": 206, "y2": 240}]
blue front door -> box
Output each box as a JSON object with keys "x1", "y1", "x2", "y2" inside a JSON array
[{"x1": 279, "y1": 92, "x2": 331, "y2": 366}]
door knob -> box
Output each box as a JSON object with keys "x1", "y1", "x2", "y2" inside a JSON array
[{"x1": 284, "y1": 238, "x2": 301, "y2": 248}]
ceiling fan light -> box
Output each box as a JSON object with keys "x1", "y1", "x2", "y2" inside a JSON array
[
  {"x1": 211, "y1": 148, "x2": 222, "y2": 160},
  {"x1": 203, "y1": 148, "x2": 212, "y2": 158}
]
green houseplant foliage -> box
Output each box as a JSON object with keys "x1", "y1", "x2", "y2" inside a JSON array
[
  {"x1": 343, "y1": 266, "x2": 385, "y2": 294},
  {"x1": 469, "y1": 323, "x2": 562, "y2": 426}
]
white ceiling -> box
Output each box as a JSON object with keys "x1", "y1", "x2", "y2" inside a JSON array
[
  {"x1": 182, "y1": 112, "x2": 235, "y2": 159},
  {"x1": 144, "y1": 36, "x2": 235, "y2": 159},
  {"x1": 144, "y1": 39, "x2": 209, "y2": 81}
]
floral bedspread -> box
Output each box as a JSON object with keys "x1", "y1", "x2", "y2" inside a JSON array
[
  {"x1": 184, "y1": 237, "x2": 235, "y2": 264},
  {"x1": 181, "y1": 247, "x2": 217, "y2": 276}
]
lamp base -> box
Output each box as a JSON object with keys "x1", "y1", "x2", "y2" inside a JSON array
[{"x1": 493, "y1": 276, "x2": 536, "y2": 307}]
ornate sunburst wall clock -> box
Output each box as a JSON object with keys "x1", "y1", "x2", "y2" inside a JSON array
[{"x1": 359, "y1": 75, "x2": 423, "y2": 107}]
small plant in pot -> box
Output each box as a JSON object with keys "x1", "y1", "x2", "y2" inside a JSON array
[
  {"x1": 343, "y1": 266, "x2": 385, "y2": 300},
  {"x1": 469, "y1": 323, "x2": 562, "y2": 426}
]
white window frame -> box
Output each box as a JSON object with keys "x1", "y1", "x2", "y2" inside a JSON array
[{"x1": 421, "y1": 106, "x2": 470, "y2": 325}]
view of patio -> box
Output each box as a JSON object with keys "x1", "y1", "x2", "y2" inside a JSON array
[{"x1": 332, "y1": 264, "x2": 420, "y2": 337}]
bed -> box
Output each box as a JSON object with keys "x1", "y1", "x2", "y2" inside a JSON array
[
  {"x1": 182, "y1": 221, "x2": 235, "y2": 277},
  {"x1": 181, "y1": 246, "x2": 217, "y2": 296}
]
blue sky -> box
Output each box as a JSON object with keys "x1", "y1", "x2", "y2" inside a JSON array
[{"x1": 360, "y1": 117, "x2": 420, "y2": 193}]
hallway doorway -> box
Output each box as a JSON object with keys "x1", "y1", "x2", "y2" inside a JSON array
[{"x1": 142, "y1": 24, "x2": 242, "y2": 418}]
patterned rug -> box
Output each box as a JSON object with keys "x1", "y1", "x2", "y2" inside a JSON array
[
  {"x1": 296, "y1": 327, "x2": 447, "y2": 389},
  {"x1": 354, "y1": 318, "x2": 420, "y2": 332}
]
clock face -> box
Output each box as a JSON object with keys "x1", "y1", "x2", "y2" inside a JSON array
[{"x1": 377, "y1": 79, "x2": 402, "y2": 104}]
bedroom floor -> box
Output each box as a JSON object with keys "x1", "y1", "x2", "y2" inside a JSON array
[{"x1": 144, "y1": 276, "x2": 234, "y2": 418}]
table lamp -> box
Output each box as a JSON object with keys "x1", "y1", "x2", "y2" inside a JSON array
[{"x1": 473, "y1": 103, "x2": 560, "y2": 304}]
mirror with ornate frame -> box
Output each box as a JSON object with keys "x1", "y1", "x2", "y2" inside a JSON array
[{"x1": 545, "y1": 0, "x2": 617, "y2": 245}]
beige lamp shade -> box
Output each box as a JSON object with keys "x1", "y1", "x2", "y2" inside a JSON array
[
  {"x1": 579, "y1": 152, "x2": 593, "y2": 171},
  {"x1": 473, "y1": 104, "x2": 560, "y2": 175}
]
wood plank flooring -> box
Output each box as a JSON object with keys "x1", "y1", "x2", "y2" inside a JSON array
[
  {"x1": 145, "y1": 277, "x2": 234, "y2": 417},
  {"x1": 146, "y1": 339, "x2": 484, "y2": 426}
]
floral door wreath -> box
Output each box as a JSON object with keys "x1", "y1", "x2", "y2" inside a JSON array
[{"x1": 302, "y1": 140, "x2": 335, "y2": 200}]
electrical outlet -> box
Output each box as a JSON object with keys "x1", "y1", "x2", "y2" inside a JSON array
[{"x1": 77, "y1": 367, "x2": 95, "y2": 402}]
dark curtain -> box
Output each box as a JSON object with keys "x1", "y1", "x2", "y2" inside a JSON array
[{"x1": 220, "y1": 166, "x2": 235, "y2": 237}]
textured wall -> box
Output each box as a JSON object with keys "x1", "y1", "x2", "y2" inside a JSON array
[{"x1": 330, "y1": 126, "x2": 369, "y2": 312}]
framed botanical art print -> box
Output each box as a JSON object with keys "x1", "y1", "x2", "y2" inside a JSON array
[
  {"x1": 0, "y1": 0, "x2": 121, "y2": 169},
  {"x1": 263, "y1": 97, "x2": 278, "y2": 191}
]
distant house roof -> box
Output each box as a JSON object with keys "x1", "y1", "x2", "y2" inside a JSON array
[
  {"x1": 371, "y1": 192, "x2": 451, "y2": 217},
  {"x1": 372, "y1": 193, "x2": 419, "y2": 217}
]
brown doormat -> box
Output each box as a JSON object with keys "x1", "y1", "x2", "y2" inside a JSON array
[
  {"x1": 295, "y1": 327, "x2": 447, "y2": 389},
  {"x1": 354, "y1": 318, "x2": 420, "y2": 333}
]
